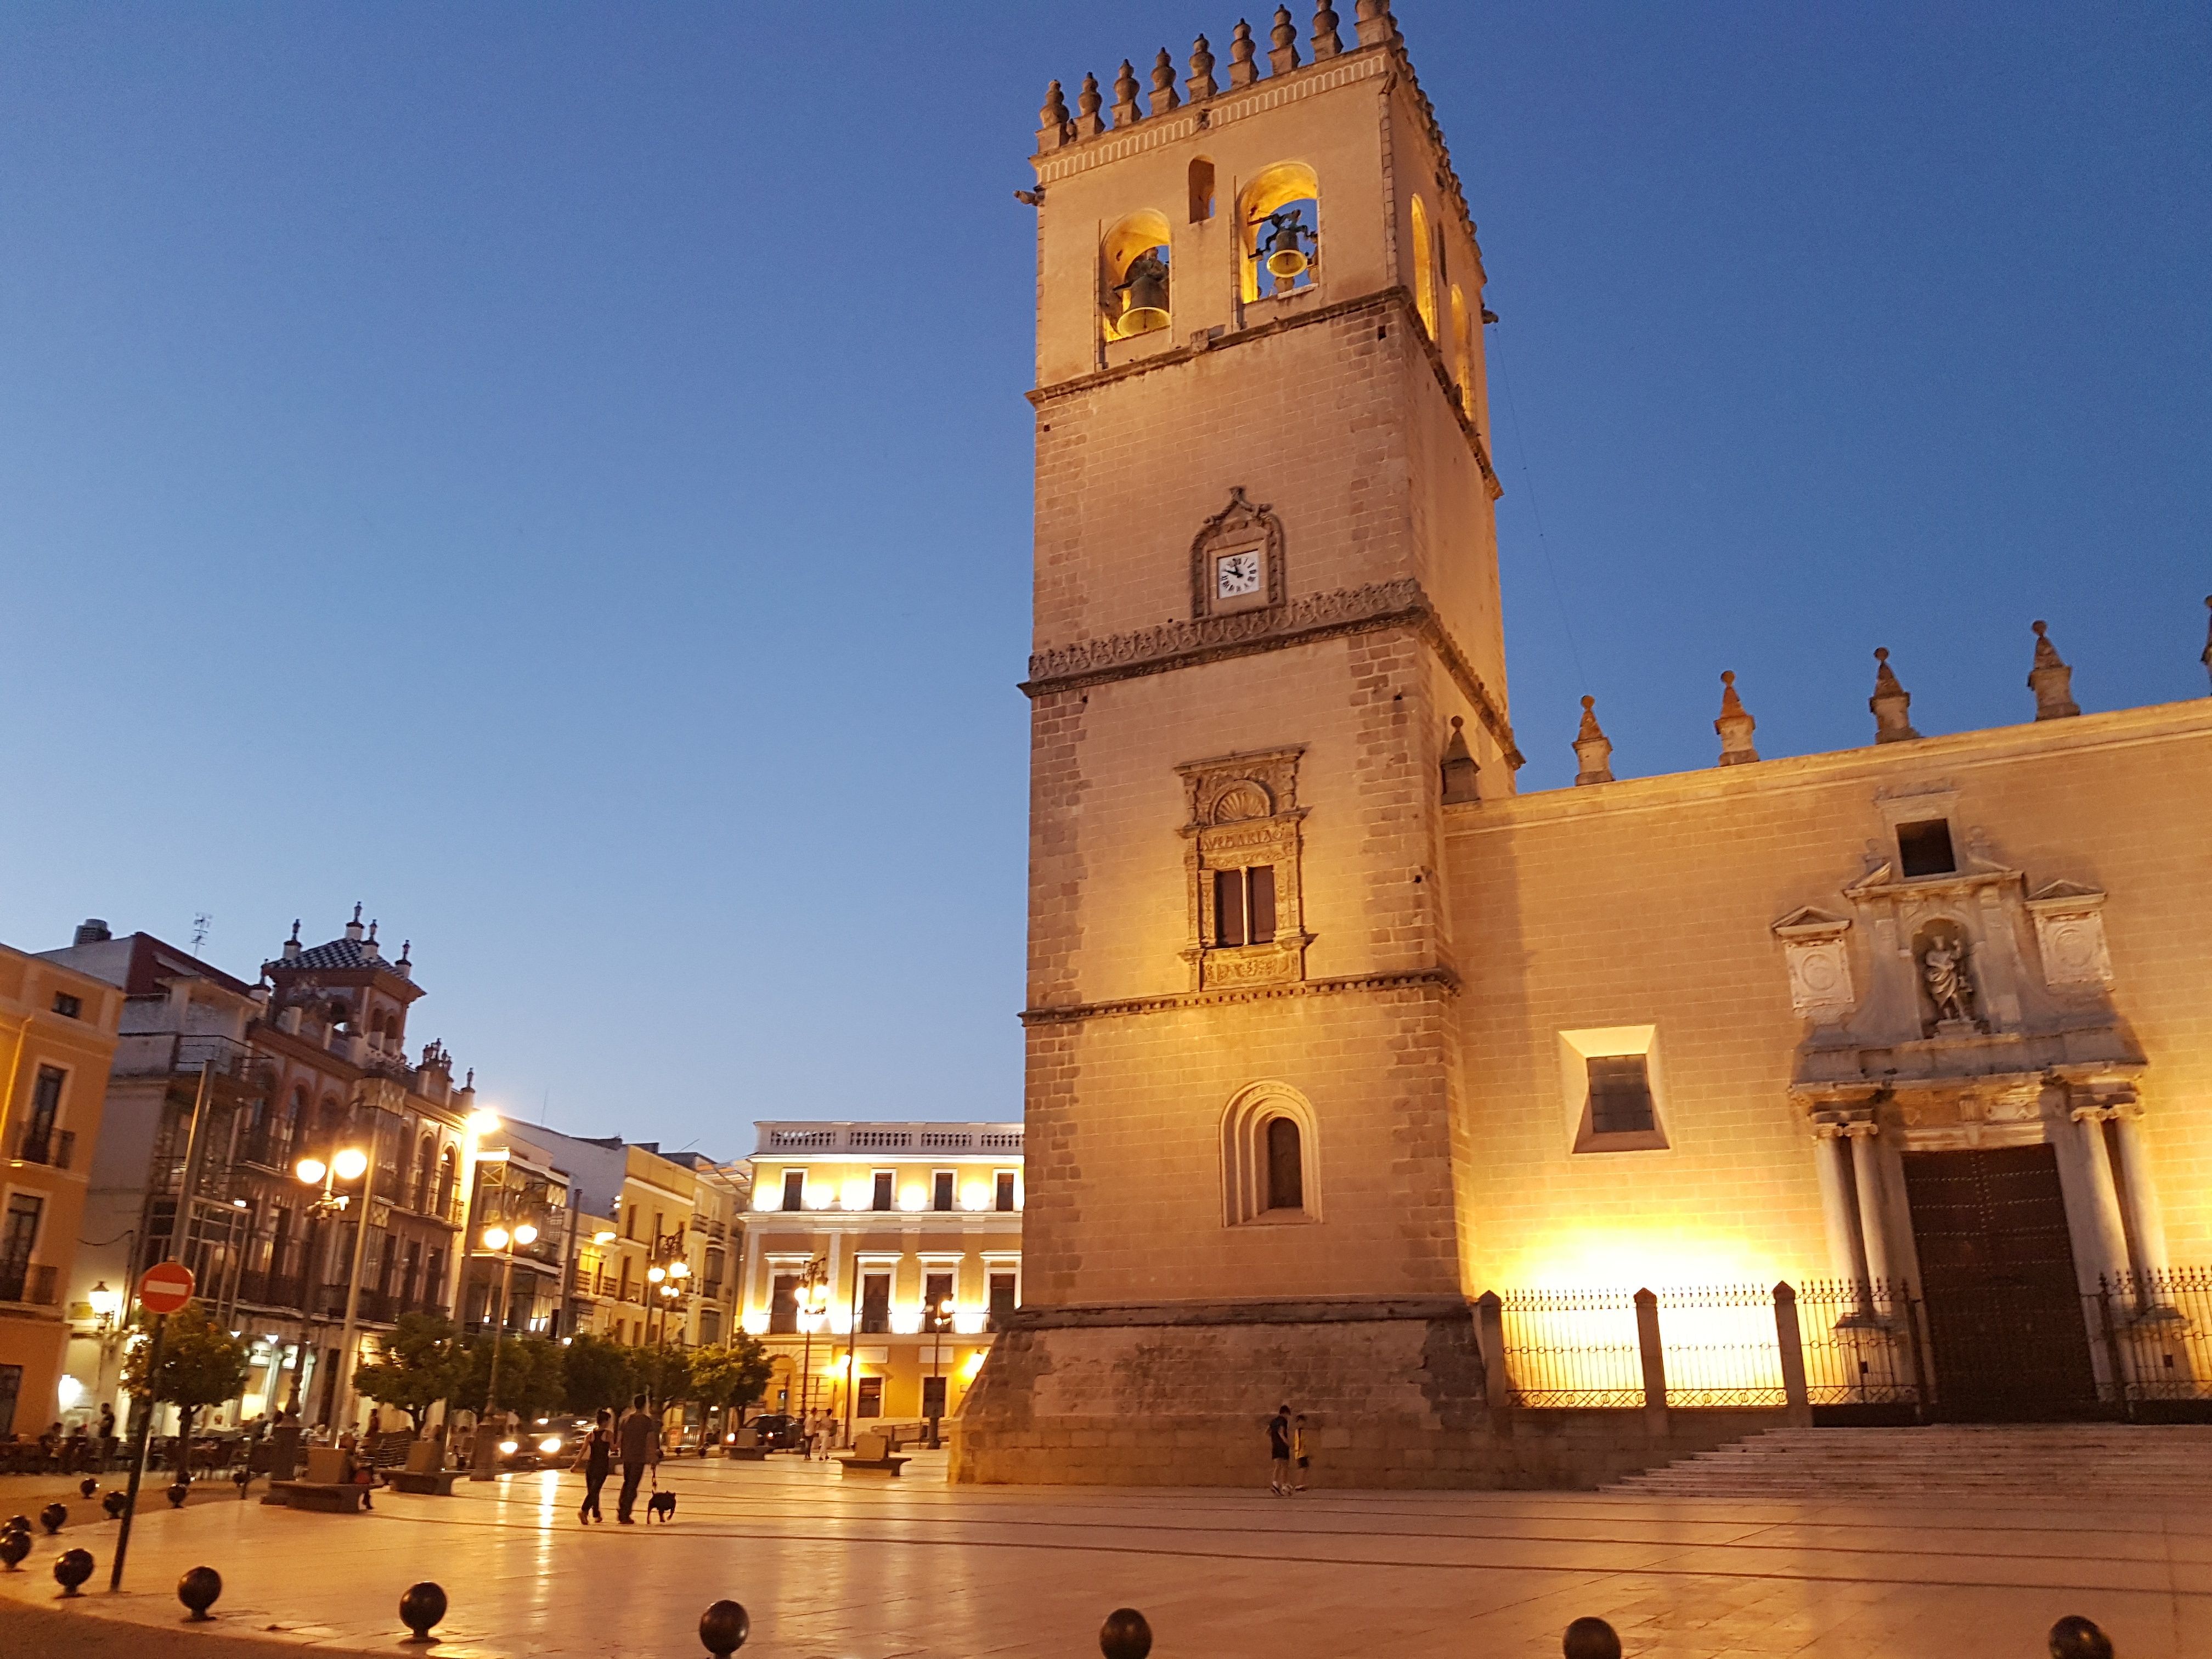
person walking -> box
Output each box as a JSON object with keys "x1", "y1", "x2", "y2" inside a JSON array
[
  {"x1": 1266, "y1": 1404, "x2": 1293, "y2": 1496},
  {"x1": 96, "y1": 1402, "x2": 116, "y2": 1472},
  {"x1": 615, "y1": 1393, "x2": 660, "y2": 1525},
  {"x1": 1291, "y1": 1413, "x2": 1311, "y2": 1492},
  {"x1": 575, "y1": 1409, "x2": 612, "y2": 1525}
]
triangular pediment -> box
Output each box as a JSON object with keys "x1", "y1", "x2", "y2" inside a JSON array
[
  {"x1": 2028, "y1": 878, "x2": 2106, "y2": 904},
  {"x1": 1773, "y1": 906, "x2": 1851, "y2": 938}
]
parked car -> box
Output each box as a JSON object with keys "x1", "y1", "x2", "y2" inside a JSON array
[{"x1": 746, "y1": 1413, "x2": 808, "y2": 1451}]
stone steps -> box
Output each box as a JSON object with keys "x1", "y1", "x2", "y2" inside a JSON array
[{"x1": 1607, "y1": 1425, "x2": 2212, "y2": 1500}]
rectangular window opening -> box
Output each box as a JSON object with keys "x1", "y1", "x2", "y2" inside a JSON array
[
  {"x1": 1897, "y1": 819, "x2": 1957, "y2": 878},
  {"x1": 1214, "y1": 865, "x2": 1277, "y2": 947},
  {"x1": 994, "y1": 1172, "x2": 1017, "y2": 1212},
  {"x1": 860, "y1": 1272, "x2": 891, "y2": 1334},
  {"x1": 987, "y1": 1272, "x2": 1018, "y2": 1333},
  {"x1": 1587, "y1": 1056, "x2": 1657, "y2": 1137},
  {"x1": 856, "y1": 1376, "x2": 883, "y2": 1418},
  {"x1": 932, "y1": 1171, "x2": 955, "y2": 1212},
  {"x1": 870, "y1": 1171, "x2": 894, "y2": 1211},
  {"x1": 781, "y1": 1169, "x2": 806, "y2": 1211},
  {"x1": 51, "y1": 993, "x2": 81, "y2": 1019}
]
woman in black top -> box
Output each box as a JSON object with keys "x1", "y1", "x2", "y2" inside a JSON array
[{"x1": 577, "y1": 1409, "x2": 613, "y2": 1524}]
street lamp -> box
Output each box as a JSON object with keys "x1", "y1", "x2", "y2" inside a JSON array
[
  {"x1": 926, "y1": 1293, "x2": 951, "y2": 1449},
  {"x1": 795, "y1": 1257, "x2": 828, "y2": 1420},
  {"x1": 469, "y1": 1219, "x2": 537, "y2": 1482},
  {"x1": 294, "y1": 1144, "x2": 370, "y2": 1433}
]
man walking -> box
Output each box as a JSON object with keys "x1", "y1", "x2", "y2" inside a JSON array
[
  {"x1": 1266, "y1": 1403, "x2": 1293, "y2": 1496},
  {"x1": 616, "y1": 1393, "x2": 661, "y2": 1525}
]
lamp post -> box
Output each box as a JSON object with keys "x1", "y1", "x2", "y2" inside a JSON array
[
  {"x1": 926, "y1": 1293, "x2": 950, "y2": 1450},
  {"x1": 794, "y1": 1256, "x2": 828, "y2": 1420},
  {"x1": 469, "y1": 1219, "x2": 537, "y2": 1481},
  {"x1": 294, "y1": 1144, "x2": 369, "y2": 1429}
]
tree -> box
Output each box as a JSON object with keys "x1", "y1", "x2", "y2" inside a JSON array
[
  {"x1": 122, "y1": 1305, "x2": 250, "y2": 1453},
  {"x1": 456, "y1": 1332, "x2": 566, "y2": 1420},
  {"x1": 630, "y1": 1342, "x2": 692, "y2": 1410},
  {"x1": 689, "y1": 1335, "x2": 774, "y2": 1426},
  {"x1": 561, "y1": 1332, "x2": 634, "y2": 1417},
  {"x1": 351, "y1": 1312, "x2": 466, "y2": 1431}
]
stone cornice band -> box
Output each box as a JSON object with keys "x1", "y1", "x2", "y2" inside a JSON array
[{"x1": 1020, "y1": 964, "x2": 1459, "y2": 1027}]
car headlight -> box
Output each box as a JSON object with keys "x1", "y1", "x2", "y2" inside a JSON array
[
  {"x1": 538, "y1": 1436, "x2": 562, "y2": 1455},
  {"x1": 498, "y1": 1439, "x2": 519, "y2": 1455}
]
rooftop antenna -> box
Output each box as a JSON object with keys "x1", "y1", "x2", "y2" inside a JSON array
[{"x1": 190, "y1": 912, "x2": 213, "y2": 955}]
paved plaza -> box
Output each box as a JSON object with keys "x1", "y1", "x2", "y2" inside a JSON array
[{"x1": 1, "y1": 1451, "x2": 2208, "y2": 1658}]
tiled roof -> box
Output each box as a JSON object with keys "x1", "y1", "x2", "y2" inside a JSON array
[{"x1": 266, "y1": 938, "x2": 404, "y2": 975}]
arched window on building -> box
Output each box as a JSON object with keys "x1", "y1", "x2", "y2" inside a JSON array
[
  {"x1": 1221, "y1": 1082, "x2": 1321, "y2": 1225},
  {"x1": 1188, "y1": 156, "x2": 1215, "y2": 223},
  {"x1": 1449, "y1": 285, "x2": 1472, "y2": 415},
  {"x1": 1102, "y1": 209, "x2": 1173, "y2": 341},
  {"x1": 1410, "y1": 194, "x2": 1436, "y2": 338},
  {"x1": 414, "y1": 1133, "x2": 436, "y2": 1212},
  {"x1": 436, "y1": 1147, "x2": 458, "y2": 1220},
  {"x1": 1239, "y1": 162, "x2": 1319, "y2": 303}
]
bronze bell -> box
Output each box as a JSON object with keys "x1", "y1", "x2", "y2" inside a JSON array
[
  {"x1": 1262, "y1": 211, "x2": 1311, "y2": 280},
  {"x1": 1116, "y1": 250, "x2": 1170, "y2": 336}
]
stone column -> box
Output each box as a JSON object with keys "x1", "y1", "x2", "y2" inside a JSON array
[
  {"x1": 1812, "y1": 1126, "x2": 1867, "y2": 1285},
  {"x1": 2068, "y1": 1106, "x2": 2133, "y2": 1287},
  {"x1": 2111, "y1": 1107, "x2": 2172, "y2": 1282},
  {"x1": 1845, "y1": 1125, "x2": 1892, "y2": 1286}
]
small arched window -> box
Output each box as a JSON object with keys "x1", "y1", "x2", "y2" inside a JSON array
[
  {"x1": 1265, "y1": 1116, "x2": 1304, "y2": 1212},
  {"x1": 1188, "y1": 157, "x2": 1215, "y2": 224},
  {"x1": 1410, "y1": 195, "x2": 1436, "y2": 338},
  {"x1": 414, "y1": 1134, "x2": 436, "y2": 1212},
  {"x1": 436, "y1": 1147, "x2": 458, "y2": 1220},
  {"x1": 1449, "y1": 285, "x2": 1472, "y2": 414},
  {"x1": 1221, "y1": 1083, "x2": 1320, "y2": 1225}
]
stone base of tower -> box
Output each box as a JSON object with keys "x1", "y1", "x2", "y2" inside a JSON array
[{"x1": 950, "y1": 1297, "x2": 1779, "y2": 1490}]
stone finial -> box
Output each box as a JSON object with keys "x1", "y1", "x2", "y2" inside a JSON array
[
  {"x1": 1074, "y1": 72, "x2": 1105, "y2": 140},
  {"x1": 2200, "y1": 596, "x2": 2211, "y2": 692},
  {"x1": 1312, "y1": 1, "x2": 1343, "y2": 59},
  {"x1": 1714, "y1": 671, "x2": 1760, "y2": 765},
  {"x1": 1869, "y1": 647, "x2": 1920, "y2": 743},
  {"x1": 1354, "y1": 0, "x2": 1398, "y2": 48},
  {"x1": 1187, "y1": 35, "x2": 1218, "y2": 101},
  {"x1": 1228, "y1": 19, "x2": 1259, "y2": 87},
  {"x1": 1440, "y1": 716, "x2": 1481, "y2": 803},
  {"x1": 1269, "y1": 7, "x2": 1302, "y2": 75},
  {"x1": 1148, "y1": 49, "x2": 1181, "y2": 115},
  {"x1": 284, "y1": 919, "x2": 302, "y2": 961},
  {"x1": 1037, "y1": 80, "x2": 1071, "y2": 151},
  {"x1": 346, "y1": 902, "x2": 365, "y2": 941},
  {"x1": 1111, "y1": 61, "x2": 1142, "y2": 128},
  {"x1": 2028, "y1": 620, "x2": 2080, "y2": 720},
  {"x1": 1573, "y1": 697, "x2": 1614, "y2": 785}
]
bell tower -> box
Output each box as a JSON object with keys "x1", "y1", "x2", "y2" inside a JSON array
[{"x1": 958, "y1": 2, "x2": 1517, "y2": 1486}]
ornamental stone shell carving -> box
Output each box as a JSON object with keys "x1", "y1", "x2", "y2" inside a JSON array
[{"x1": 1771, "y1": 907, "x2": 1855, "y2": 1023}]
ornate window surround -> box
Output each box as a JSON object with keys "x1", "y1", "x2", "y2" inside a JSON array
[
  {"x1": 1189, "y1": 487, "x2": 1286, "y2": 622},
  {"x1": 1177, "y1": 745, "x2": 1312, "y2": 991}
]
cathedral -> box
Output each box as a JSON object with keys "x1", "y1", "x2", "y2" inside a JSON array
[{"x1": 953, "y1": 3, "x2": 2212, "y2": 1486}]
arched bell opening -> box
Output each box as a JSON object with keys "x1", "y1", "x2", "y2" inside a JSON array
[
  {"x1": 1410, "y1": 194, "x2": 1436, "y2": 338},
  {"x1": 1449, "y1": 284, "x2": 1472, "y2": 415},
  {"x1": 1101, "y1": 210, "x2": 1173, "y2": 341},
  {"x1": 1239, "y1": 162, "x2": 1320, "y2": 303}
]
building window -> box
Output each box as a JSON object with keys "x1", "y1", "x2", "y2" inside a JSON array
[
  {"x1": 1265, "y1": 1117, "x2": 1304, "y2": 1212},
  {"x1": 1587, "y1": 1057, "x2": 1656, "y2": 1136},
  {"x1": 781, "y1": 1169, "x2": 806, "y2": 1211},
  {"x1": 1221, "y1": 1084, "x2": 1320, "y2": 1225},
  {"x1": 699, "y1": 1308, "x2": 721, "y2": 1344},
  {"x1": 860, "y1": 1272, "x2": 890, "y2": 1334},
  {"x1": 1214, "y1": 866, "x2": 1277, "y2": 947},
  {"x1": 923, "y1": 1271, "x2": 954, "y2": 1330},
  {"x1": 994, "y1": 1172, "x2": 1018, "y2": 1213},
  {"x1": 50, "y1": 993, "x2": 81, "y2": 1019},
  {"x1": 922, "y1": 1374, "x2": 947, "y2": 1419},
  {"x1": 856, "y1": 1376, "x2": 883, "y2": 1418},
  {"x1": 932, "y1": 1171, "x2": 955, "y2": 1212},
  {"x1": 27, "y1": 1067, "x2": 63, "y2": 1137},
  {"x1": 1188, "y1": 156, "x2": 1214, "y2": 223},
  {"x1": 871, "y1": 1171, "x2": 894, "y2": 1212},
  {"x1": 1898, "y1": 819, "x2": 1957, "y2": 878},
  {"x1": 0, "y1": 1193, "x2": 41, "y2": 1302},
  {"x1": 987, "y1": 1272, "x2": 1018, "y2": 1331},
  {"x1": 770, "y1": 1273, "x2": 799, "y2": 1334}
]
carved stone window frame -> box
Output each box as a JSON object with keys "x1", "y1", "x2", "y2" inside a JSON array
[
  {"x1": 1190, "y1": 487, "x2": 1286, "y2": 622},
  {"x1": 1176, "y1": 744, "x2": 1311, "y2": 991}
]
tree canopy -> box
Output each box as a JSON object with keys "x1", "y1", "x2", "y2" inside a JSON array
[
  {"x1": 351, "y1": 1312, "x2": 467, "y2": 1430},
  {"x1": 122, "y1": 1305, "x2": 251, "y2": 1436},
  {"x1": 689, "y1": 1335, "x2": 774, "y2": 1418}
]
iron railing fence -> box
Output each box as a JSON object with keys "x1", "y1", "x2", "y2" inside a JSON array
[
  {"x1": 2094, "y1": 1269, "x2": 2212, "y2": 1405},
  {"x1": 1496, "y1": 1287, "x2": 1644, "y2": 1408},
  {"x1": 1796, "y1": 1279, "x2": 1928, "y2": 1407}
]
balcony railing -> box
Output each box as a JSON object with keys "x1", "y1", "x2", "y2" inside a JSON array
[
  {"x1": 755, "y1": 1121, "x2": 1024, "y2": 1156},
  {"x1": 11, "y1": 1124, "x2": 75, "y2": 1171},
  {"x1": 0, "y1": 1263, "x2": 58, "y2": 1306},
  {"x1": 113, "y1": 1032, "x2": 269, "y2": 1084}
]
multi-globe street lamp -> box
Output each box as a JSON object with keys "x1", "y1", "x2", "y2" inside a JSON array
[
  {"x1": 794, "y1": 1256, "x2": 829, "y2": 1421},
  {"x1": 469, "y1": 1218, "x2": 538, "y2": 1480},
  {"x1": 926, "y1": 1292, "x2": 951, "y2": 1449},
  {"x1": 292, "y1": 1144, "x2": 370, "y2": 1432}
]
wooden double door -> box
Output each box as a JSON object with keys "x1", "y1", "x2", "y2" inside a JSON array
[{"x1": 1901, "y1": 1143, "x2": 2103, "y2": 1421}]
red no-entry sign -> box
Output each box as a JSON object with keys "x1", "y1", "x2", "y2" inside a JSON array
[{"x1": 138, "y1": 1260, "x2": 195, "y2": 1315}]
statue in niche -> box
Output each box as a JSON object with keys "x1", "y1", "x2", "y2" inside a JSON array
[{"x1": 1920, "y1": 935, "x2": 1977, "y2": 1027}]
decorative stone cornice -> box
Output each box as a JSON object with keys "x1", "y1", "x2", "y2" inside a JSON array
[
  {"x1": 1020, "y1": 964, "x2": 1458, "y2": 1027},
  {"x1": 1007, "y1": 1293, "x2": 1472, "y2": 1330},
  {"x1": 1023, "y1": 576, "x2": 1522, "y2": 768}
]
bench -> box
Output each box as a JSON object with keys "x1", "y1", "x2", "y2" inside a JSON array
[
  {"x1": 836, "y1": 1431, "x2": 909, "y2": 1477},
  {"x1": 262, "y1": 1480, "x2": 370, "y2": 1513},
  {"x1": 382, "y1": 1468, "x2": 462, "y2": 1496}
]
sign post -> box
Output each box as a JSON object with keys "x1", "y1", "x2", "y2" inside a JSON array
[{"x1": 110, "y1": 1261, "x2": 195, "y2": 1592}]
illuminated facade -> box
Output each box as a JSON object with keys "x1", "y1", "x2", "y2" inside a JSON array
[
  {"x1": 957, "y1": 4, "x2": 2212, "y2": 1486},
  {"x1": 738, "y1": 1120, "x2": 1022, "y2": 1428}
]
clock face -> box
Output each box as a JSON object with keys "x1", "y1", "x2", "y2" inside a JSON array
[{"x1": 1215, "y1": 550, "x2": 1263, "y2": 600}]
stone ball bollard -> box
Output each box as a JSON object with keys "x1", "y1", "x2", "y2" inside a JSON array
[
  {"x1": 2050, "y1": 1616, "x2": 2114, "y2": 1659},
  {"x1": 79, "y1": 1477, "x2": 99, "y2": 1499},
  {"x1": 39, "y1": 1502, "x2": 67, "y2": 1535},
  {"x1": 166, "y1": 1482, "x2": 191, "y2": 1509},
  {"x1": 1099, "y1": 1607, "x2": 1153, "y2": 1659},
  {"x1": 5, "y1": 1515, "x2": 31, "y2": 1535},
  {"x1": 54, "y1": 1548, "x2": 95, "y2": 1597},
  {"x1": 698, "y1": 1599, "x2": 751, "y2": 1656},
  {"x1": 101, "y1": 1490, "x2": 128, "y2": 1520},
  {"x1": 399, "y1": 1581, "x2": 449, "y2": 1644},
  {"x1": 178, "y1": 1566, "x2": 223, "y2": 1621},
  {"x1": 0, "y1": 1530, "x2": 30, "y2": 1571},
  {"x1": 1565, "y1": 1616, "x2": 1623, "y2": 1659}
]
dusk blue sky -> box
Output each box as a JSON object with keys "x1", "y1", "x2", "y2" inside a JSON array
[{"x1": 4, "y1": 4, "x2": 2205, "y2": 1153}]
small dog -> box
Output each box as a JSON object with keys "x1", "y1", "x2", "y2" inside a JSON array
[{"x1": 646, "y1": 1489, "x2": 677, "y2": 1524}]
